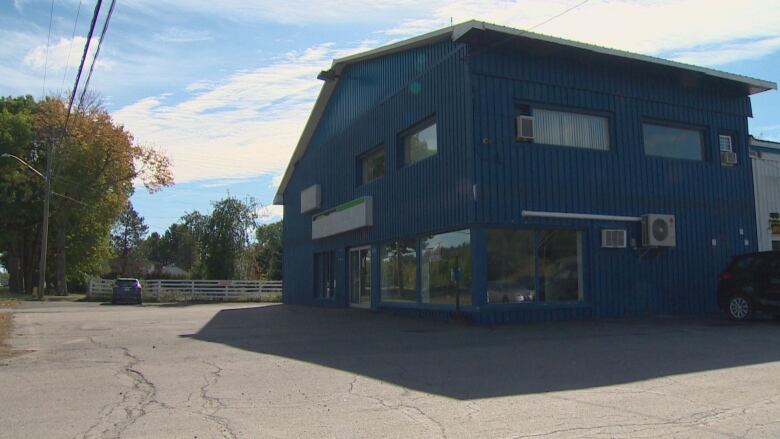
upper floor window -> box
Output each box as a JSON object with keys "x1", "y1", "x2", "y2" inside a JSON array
[
  {"x1": 719, "y1": 134, "x2": 734, "y2": 152},
  {"x1": 643, "y1": 122, "x2": 704, "y2": 160},
  {"x1": 529, "y1": 108, "x2": 610, "y2": 151},
  {"x1": 402, "y1": 119, "x2": 437, "y2": 166},
  {"x1": 359, "y1": 145, "x2": 385, "y2": 185}
]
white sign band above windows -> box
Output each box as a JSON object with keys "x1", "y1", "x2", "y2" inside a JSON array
[{"x1": 312, "y1": 197, "x2": 373, "y2": 239}]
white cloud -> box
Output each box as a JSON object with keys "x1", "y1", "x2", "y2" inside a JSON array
[
  {"x1": 257, "y1": 204, "x2": 284, "y2": 222},
  {"x1": 113, "y1": 42, "x2": 374, "y2": 185},
  {"x1": 669, "y1": 36, "x2": 780, "y2": 66},
  {"x1": 23, "y1": 36, "x2": 113, "y2": 72},
  {"x1": 153, "y1": 27, "x2": 212, "y2": 43},
  {"x1": 125, "y1": 0, "x2": 426, "y2": 25},
  {"x1": 270, "y1": 173, "x2": 284, "y2": 189},
  {"x1": 198, "y1": 177, "x2": 258, "y2": 188}
]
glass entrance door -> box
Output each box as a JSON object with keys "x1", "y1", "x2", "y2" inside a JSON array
[{"x1": 349, "y1": 247, "x2": 371, "y2": 307}]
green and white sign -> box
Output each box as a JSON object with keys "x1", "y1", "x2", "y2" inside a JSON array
[{"x1": 312, "y1": 197, "x2": 373, "y2": 239}]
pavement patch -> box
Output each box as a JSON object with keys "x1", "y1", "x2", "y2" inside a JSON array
[{"x1": 0, "y1": 312, "x2": 12, "y2": 359}]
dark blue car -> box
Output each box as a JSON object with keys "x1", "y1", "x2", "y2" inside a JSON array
[{"x1": 112, "y1": 278, "x2": 143, "y2": 305}]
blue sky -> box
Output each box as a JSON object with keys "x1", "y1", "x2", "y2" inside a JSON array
[{"x1": 2, "y1": 0, "x2": 780, "y2": 233}]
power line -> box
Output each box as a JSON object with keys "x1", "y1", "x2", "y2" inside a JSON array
[
  {"x1": 527, "y1": 0, "x2": 590, "y2": 32},
  {"x1": 60, "y1": 0, "x2": 84, "y2": 95},
  {"x1": 41, "y1": 0, "x2": 55, "y2": 98},
  {"x1": 464, "y1": 0, "x2": 591, "y2": 61},
  {"x1": 78, "y1": 0, "x2": 117, "y2": 110},
  {"x1": 65, "y1": 0, "x2": 103, "y2": 123}
]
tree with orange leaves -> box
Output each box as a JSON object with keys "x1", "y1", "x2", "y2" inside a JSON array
[{"x1": 0, "y1": 95, "x2": 173, "y2": 295}]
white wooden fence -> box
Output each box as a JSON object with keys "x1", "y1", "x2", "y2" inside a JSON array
[{"x1": 87, "y1": 278, "x2": 283, "y2": 302}]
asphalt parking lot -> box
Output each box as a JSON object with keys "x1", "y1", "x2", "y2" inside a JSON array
[{"x1": 1, "y1": 301, "x2": 780, "y2": 438}]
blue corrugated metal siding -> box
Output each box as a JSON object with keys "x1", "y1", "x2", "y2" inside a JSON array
[
  {"x1": 283, "y1": 41, "x2": 474, "y2": 307},
  {"x1": 468, "y1": 45, "x2": 757, "y2": 318},
  {"x1": 283, "y1": 38, "x2": 758, "y2": 323}
]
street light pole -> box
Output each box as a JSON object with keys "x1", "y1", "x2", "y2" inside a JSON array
[{"x1": 0, "y1": 153, "x2": 44, "y2": 178}]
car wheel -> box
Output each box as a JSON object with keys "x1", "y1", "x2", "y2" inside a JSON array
[
  {"x1": 111, "y1": 298, "x2": 117, "y2": 305},
  {"x1": 727, "y1": 294, "x2": 753, "y2": 321}
]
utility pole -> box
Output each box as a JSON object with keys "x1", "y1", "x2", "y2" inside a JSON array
[
  {"x1": 32, "y1": 0, "x2": 106, "y2": 299},
  {"x1": 37, "y1": 135, "x2": 55, "y2": 300}
]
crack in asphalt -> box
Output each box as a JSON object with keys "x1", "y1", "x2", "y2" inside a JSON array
[
  {"x1": 199, "y1": 360, "x2": 238, "y2": 439},
  {"x1": 76, "y1": 337, "x2": 167, "y2": 439},
  {"x1": 347, "y1": 375, "x2": 447, "y2": 438},
  {"x1": 533, "y1": 393, "x2": 748, "y2": 439}
]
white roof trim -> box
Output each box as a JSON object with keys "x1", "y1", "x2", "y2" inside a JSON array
[
  {"x1": 751, "y1": 136, "x2": 780, "y2": 150},
  {"x1": 274, "y1": 20, "x2": 777, "y2": 204}
]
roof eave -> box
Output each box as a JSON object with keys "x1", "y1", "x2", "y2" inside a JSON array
[{"x1": 456, "y1": 22, "x2": 777, "y2": 95}]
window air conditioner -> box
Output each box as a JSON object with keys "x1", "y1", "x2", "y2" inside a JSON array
[
  {"x1": 720, "y1": 151, "x2": 738, "y2": 165},
  {"x1": 601, "y1": 229, "x2": 627, "y2": 248}
]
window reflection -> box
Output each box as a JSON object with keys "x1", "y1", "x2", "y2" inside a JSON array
[
  {"x1": 380, "y1": 240, "x2": 417, "y2": 302},
  {"x1": 403, "y1": 121, "x2": 437, "y2": 166},
  {"x1": 538, "y1": 230, "x2": 583, "y2": 302},
  {"x1": 361, "y1": 146, "x2": 385, "y2": 184},
  {"x1": 487, "y1": 230, "x2": 535, "y2": 303},
  {"x1": 643, "y1": 123, "x2": 703, "y2": 160},
  {"x1": 486, "y1": 229, "x2": 583, "y2": 304},
  {"x1": 421, "y1": 229, "x2": 470, "y2": 305}
]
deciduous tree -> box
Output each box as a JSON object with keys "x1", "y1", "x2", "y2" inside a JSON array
[
  {"x1": 111, "y1": 203, "x2": 149, "y2": 277},
  {"x1": 254, "y1": 221, "x2": 282, "y2": 280},
  {"x1": 199, "y1": 197, "x2": 258, "y2": 279},
  {"x1": 0, "y1": 95, "x2": 172, "y2": 295}
]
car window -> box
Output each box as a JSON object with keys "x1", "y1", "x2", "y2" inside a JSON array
[
  {"x1": 116, "y1": 279, "x2": 138, "y2": 287},
  {"x1": 755, "y1": 254, "x2": 774, "y2": 271},
  {"x1": 733, "y1": 256, "x2": 754, "y2": 270},
  {"x1": 767, "y1": 254, "x2": 780, "y2": 271}
]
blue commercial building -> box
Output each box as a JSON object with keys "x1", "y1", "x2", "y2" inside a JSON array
[{"x1": 274, "y1": 21, "x2": 777, "y2": 323}]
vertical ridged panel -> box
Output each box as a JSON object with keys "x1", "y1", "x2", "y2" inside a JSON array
[
  {"x1": 752, "y1": 153, "x2": 780, "y2": 251},
  {"x1": 283, "y1": 41, "x2": 474, "y2": 307},
  {"x1": 469, "y1": 44, "x2": 757, "y2": 319},
  {"x1": 283, "y1": 37, "x2": 758, "y2": 324}
]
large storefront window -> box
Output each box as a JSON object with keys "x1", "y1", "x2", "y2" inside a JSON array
[
  {"x1": 486, "y1": 229, "x2": 583, "y2": 304},
  {"x1": 380, "y1": 240, "x2": 417, "y2": 302},
  {"x1": 421, "y1": 230, "x2": 471, "y2": 305},
  {"x1": 487, "y1": 230, "x2": 535, "y2": 304},
  {"x1": 538, "y1": 230, "x2": 583, "y2": 302}
]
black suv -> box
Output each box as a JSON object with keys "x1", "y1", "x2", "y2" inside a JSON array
[{"x1": 718, "y1": 251, "x2": 780, "y2": 320}]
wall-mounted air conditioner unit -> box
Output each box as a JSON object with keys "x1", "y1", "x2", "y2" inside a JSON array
[
  {"x1": 720, "y1": 151, "x2": 738, "y2": 165},
  {"x1": 601, "y1": 229, "x2": 627, "y2": 248},
  {"x1": 642, "y1": 214, "x2": 676, "y2": 247},
  {"x1": 516, "y1": 115, "x2": 534, "y2": 141}
]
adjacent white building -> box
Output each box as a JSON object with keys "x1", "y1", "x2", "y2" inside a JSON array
[{"x1": 751, "y1": 136, "x2": 780, "y2": 251}]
